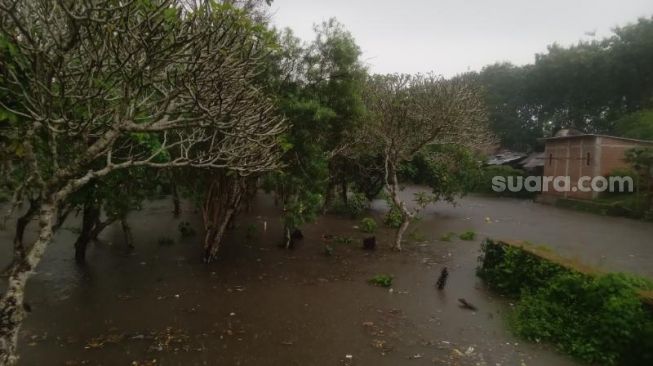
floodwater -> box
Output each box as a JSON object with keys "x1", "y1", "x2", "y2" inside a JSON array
[{"x1": 4, "y1": 187, "x2": 650, "y2": 365}]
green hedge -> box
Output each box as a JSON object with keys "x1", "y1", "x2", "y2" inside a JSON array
[{"x1": 477, "y1": 239, "x2": 653, "y2": 365}]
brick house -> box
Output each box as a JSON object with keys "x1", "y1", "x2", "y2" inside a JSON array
[{"x1": 541, "y1": 129, "x2": 653, "y2": 200}]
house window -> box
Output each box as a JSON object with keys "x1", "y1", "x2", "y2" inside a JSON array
[{"x1": 586, "y1": 152, "x2": 591, "y2": 166}]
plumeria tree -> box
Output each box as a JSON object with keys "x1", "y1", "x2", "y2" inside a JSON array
[
  {"x1": 363, "y1": 73, "x2": 492, "y2": 250},
  {"x1": 0, "y1": 0, "x2": 284, "y2": 363}
]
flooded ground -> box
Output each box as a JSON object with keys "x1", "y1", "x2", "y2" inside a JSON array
[{"x1": 2, "y1": 188, "x2": 651, "y2": 365}]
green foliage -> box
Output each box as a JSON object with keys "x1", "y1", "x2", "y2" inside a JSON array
[
  {"x1": 263, "y1": 18, "x2": 367, "y2": 239},
  {"x1": 359, "y1": 217, "x2": 377, "y2": 233},
  {"x1": 333, "y1": 235, "x2": 353, "y2": 245},
  {"x1": 440, "y1": 232, "x2": 456, "y2": 241},
  {"x1": 467, "y1": 17, "x2": 653, "y2": 151},
  {"x1": 622, "y1": 147, "x2": 653, "y2": 217},
  {"x1": 458, "y1": 231, "x2": 476, "y2": 241},
  {"x1": 478, "y1": 240, "x2": 653, "y2": 365},
  {"x1": 368, "y1": 274, "x2": 393, "y2": 288},
  {"x1": 383, "y1": 203, "x2": 403, "y2": 229},
  {"x1": 615, "y1": 109, "x2": 653, "y2": 140},
  {"x1": 407, "y1": 230, "x2": 426, "y2": 242},
  {"x1": 282, "y1": 190, "x2": 324, "y2": 232},
  {"x1": 477, "y1": 240, "x2": 569, "y2": 296},
  {"x1": 401, "y1": 144, "x2": 482, "y2": 203},
  {"x1": 330, "y1": 192, "x2": 369, "y2": 218},
  {"x1": 513, "y1": 273, "x2": 653, "y2": 365}
]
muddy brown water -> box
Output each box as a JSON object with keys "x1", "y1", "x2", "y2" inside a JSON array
[{"x1": 3, "y1": 187, "x2": 651, "y2": 365}]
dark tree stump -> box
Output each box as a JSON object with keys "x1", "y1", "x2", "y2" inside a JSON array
[
  {"x1": 436, "y1": 267, "x2": 449, "y2": 290},
  {"x1": 363, "y1": 236, "x2": 376, "y2": 250},
  {"x1": 291, "y1": 229, "x2": 304, "y2": 240}
]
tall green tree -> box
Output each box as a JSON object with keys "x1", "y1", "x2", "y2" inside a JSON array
[{"x1": 264, "y1": 19, "x2": 367, "y2": 246}]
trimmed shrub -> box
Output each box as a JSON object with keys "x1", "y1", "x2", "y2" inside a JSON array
[
  {"x1": 330, "y1": 192, "x2": 369, "y2": 218},
  {"x1": 478, "y1": 239, "x2": 653, "y2": 365},
  {"x1": 359, "y1": 217, "x2": 378, "y2": 233}
]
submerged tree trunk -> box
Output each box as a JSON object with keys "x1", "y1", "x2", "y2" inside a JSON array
[
  {"x1": 171, "y1": 181, "x2": 181, "y2": 218},
  {"x1": 0, "y1": 202, "x2": 57, "y2": 365},
  {"x1": 74, "y1": 202, "x2": 101, "y2": 264},
  {"x1": 121, "y1": 219, "x2": 134, "y2": 249},
  {"x1": 340, "y1": 179, "x2": 348, "y2": 205},
  {"x1": 384, "y1": 151, "x2": 414, "y2": 251},
  {"x1": 201, "y1": 173, "x2": 246, "y2": 263},
  {"x1": 283, "y1": 225, "x2": 292, "y2": 249},
  {"x1": 323, "y1": 178, "x2": 335, "y2": 214},
  {"x1": 393, "y1": 217, "x2": 410, "y2": 251}
]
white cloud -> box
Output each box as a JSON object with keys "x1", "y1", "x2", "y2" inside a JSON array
[{"x1": 270, "y1": 0, "x2": 653, "y2": 77}]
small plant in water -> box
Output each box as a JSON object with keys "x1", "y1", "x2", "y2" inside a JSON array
[
  {"x1": 360, "y1": 217, "x2": 378, "y2": 233},
  {"x1": 333, "y1": 235, "x2": 354, "y2": 245},
  {"x1": 324, "y1": 244, "x2": 334, "y2": 257},
  {"x1": 440, "y1": 232, "x2": 456, "y2": 241},
  {"x1": 178, "y1": 221, "x2": 196, "y2": 237},
  {"x1": 459, "y1": 231, "x2": 476, "y2": 241},
  {"x1": 369, "y1": 274, "x2": 393, "y2": 288}
]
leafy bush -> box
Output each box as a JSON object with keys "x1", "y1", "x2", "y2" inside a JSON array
[
  {"x1": 330, "y1": 192, "x2": 369, "y2": 218},
  {"x1": 383, "y1": 203, "x2": 403, "y2": 228},
  {"x1": 458, "y1": 230, "x2": 476, "y2": 241},
  {"x1": 478, "y1": 239, "x2": 653, "y2": 365},
  {"x1": 514, "y1": 273, "x2": 653, "y2": 365},
  {"x1": 369, "y1": 274, "x2": 393, "y2": 288},
  {"x1": 400, "y1": 144, "x2": 482, "y2": 199},
  {"x1": 359, "y1": 217, "x2": 378, "y2": 233},
  {"x1": 408, "y1": 230, "x2": 426, "y2": 242}
]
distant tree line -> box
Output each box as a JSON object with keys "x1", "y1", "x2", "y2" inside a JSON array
[{"x1": 468, "y1": 17, "x2": 653, "y2": 151}]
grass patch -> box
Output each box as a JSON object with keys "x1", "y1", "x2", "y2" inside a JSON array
[
  {"x1": 368, "y1": 274, "x2": 393, "y2": 288},
  {"x1": 458, "y1": 230, "x2": 476, "y2": 241},
  {"x1": 333, "y1": 235, "x2": 353, "y2": 245}
]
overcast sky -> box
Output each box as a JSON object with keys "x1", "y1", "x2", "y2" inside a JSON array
[{"x1": 270, "y1": 0, "x2": 653, "y2": 77}]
